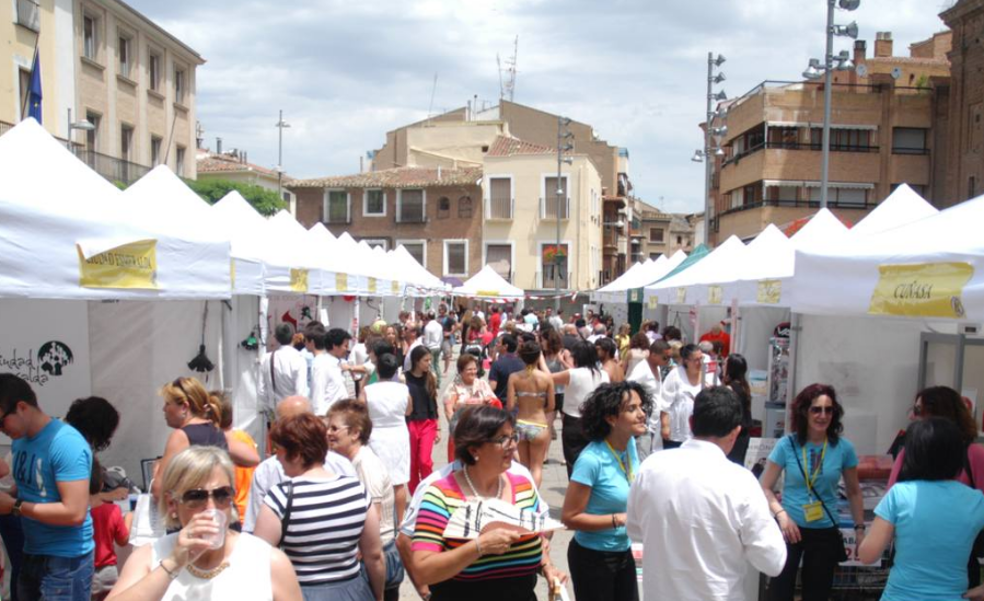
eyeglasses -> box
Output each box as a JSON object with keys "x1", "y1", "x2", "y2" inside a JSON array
[
  {"x1": 809, "y1": 406, "x2": 835, "y2": 416},
  {"x1": 912, "y1": 405, "x2": 924, "y2": 417},
  {"x1": 179, "y1": 486, "x2": 234, "y2": 509},
  {"x1": 490, "y1": 434, "x2": 520, "y2": 447},
  {"x1": 327, "y1": 424, "x2": 350, "y2": 434}
]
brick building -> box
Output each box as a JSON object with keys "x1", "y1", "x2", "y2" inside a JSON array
[{"x1": 289, "y1": 166, "x2": 483, "y2": 281}]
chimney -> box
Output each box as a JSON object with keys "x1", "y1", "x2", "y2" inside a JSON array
[
  {"x1": 854, "y1": 39, "x2": 866, "y2": 64},
  {"x1": 216, "y1": 137, "x2": 222, "y2": 155},
  {"x1": 874, "y1": 32, "x2": 893, "y2": 58}
]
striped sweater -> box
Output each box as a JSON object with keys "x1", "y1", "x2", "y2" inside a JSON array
[{"x1": 412, "y1": 471, "x2": 544, "y2": 581}]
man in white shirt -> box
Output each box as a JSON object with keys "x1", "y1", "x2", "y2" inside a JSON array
[
  {"x1": 257, "y1": 323, "x2": 309, "y2": 411},
  {"x1": 243, "y1": 396, "x2": 355, "y2": 532},
  {"x1": 546, "y1": 307, "x2": 563, "y2": 331},
  {"x1": 402, "y1": 323, "x2": 423, "y2": 372},
  {"x1": 586, "y1": 323, "x2": 607, "y2": 343},
  {"x1": 311, "y1": 327, "x2": 351, "y2": 416},
  {"x1": 626, "y1": 339, "x2": 672, "y2": 459},
  {"x1": 422, "y1": 311, "x2": 444, "y2": 387},
  {"x1": 627, "y1": 386, "x2": 786, "y2": 601}
]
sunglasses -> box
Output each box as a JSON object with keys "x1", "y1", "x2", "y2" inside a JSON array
[
  {"x1": 179, "y1": 486, "x2": 234, "y2": 509},
  {"x1": 809, "y1": 406, "x2": 835, "y2": 416},
  {"x1": 491, "y1": 434, "x2": 520, "y2": 447}
]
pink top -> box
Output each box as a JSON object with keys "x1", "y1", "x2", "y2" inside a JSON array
[{"x1": 888, "y1": 442, "x2": 984, "y2": 488}]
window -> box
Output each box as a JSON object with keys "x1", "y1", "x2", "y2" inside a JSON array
[
  {"x1": 399, "y1": 241, "x2": 426, "y2": 267},
  {"x1": 83, "y1": 15, "x2": 97, "y2": 61},
  {"x1": 486, "y1": 243, "x2": 513, "y2": 282},
  {"x1": 487, "y1": 177, "x2": 512, "y2": 219},
  {"x1": 444, "y1": 240, "x2": 468, "y2": 276},
  {"x1": 767, "y1": 126, "x2": 800, "y2": 149},
  {"x1": 282, "y1": 191, "x2": 292, "y2": 203},
  {"x1": 649, "y1": 228, "x2": 664, "y2": 243},
  {"x1": 118, "y1": 33, "x2": 132, "y2": 79},
  {"x1": 174, "y1": 67, "x2": 186, "y2": 105},
  {"x1": 541, "y1": 243, "x2": 569, "y2": 289},
  {"x1": 362, "y1": 239, "x2": 388, "y2": 251},
  {"x1": 363, "y1": 189, "x2": 385, "y2": 216},
  {"x1": 437, "y1": 196, "x2": 450, "y2": 219},
  {"x1": 149, "y1": 52, "x2": 161, "y2": 91},
  {"x1": 892, "y1": 128, "x2": 928, "y2": 155},
  {"x1": 85, "y1": 111, "x2": 100, "y2": 151},
  {"x1": 542, "y1": 176, "x2": 569, "y2": 219},
  {"x1": 808, "y1": 186, "x2": 868, "y2": 207},
  {"x1": 811, "y1": 127, "x2": 873, "y2": 151},
  {"x1": 175, "y1": 146, "x2": 186, "y2": 177},
  {"x1": 649, "y1": 253, "x2": 664, "y2": 260},
  {"x1": 150, "y1": 136, "x2": 162, "y2": 166},
  {"x1": 325, "y1": 190, "x2": 350, "y2": 223},
  {"x1": 18, "y1": 69, "x2": 31, "y2": 120},
  {"x1": 458, "y1": 196, "x2": 473, "y2": 218},
  {"x1": 120, "y1": 124, "x2": 133, "y2": 161},
  {"x1": 676, "y1": 235, "x2": 682, "y2": 244},
  {"x1": 970, "y1": 177, "x2": 977, "y2": 199},
  {"x1": 16, "y1": 0, "x2": 40, "y2": 32},
  {"x1": 766, "y1": 185, "x2": 799, "y2": 204},
  {"x1": 397, "y1": 189, "x2": 425, "y2": 223}
]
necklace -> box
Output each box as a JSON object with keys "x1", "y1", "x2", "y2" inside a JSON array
[
  {"x1": 463, "y1": 465, "x2": 503, "y2": 500},
  {"x1": 186, "y1": 561, "x2": 231, "y2": 580}
]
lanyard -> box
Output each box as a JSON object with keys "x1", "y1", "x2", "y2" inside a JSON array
[
  {"x1": 801, "y1": 438, "x2": 827, "y2": 499},
  {"x1": 605, "y1": 440, "x2": 633, "y2": 483}
]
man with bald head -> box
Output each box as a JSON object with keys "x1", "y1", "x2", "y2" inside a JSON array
[{"x1": 242, "y1": 395, "x2": 356, "y2": 532}]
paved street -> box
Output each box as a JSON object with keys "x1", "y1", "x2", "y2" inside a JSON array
[{"x1": 398, "y1": 359, "x2": 574, "y2": 600}]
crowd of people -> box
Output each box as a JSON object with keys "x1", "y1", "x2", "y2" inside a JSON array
[{"x1": 0, "y1": 302, "x2": 984, "y2": 601}]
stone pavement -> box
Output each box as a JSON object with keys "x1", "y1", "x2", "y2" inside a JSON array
[{"x1": 398, "y1": 359, "x2": 574, "y2": 600}]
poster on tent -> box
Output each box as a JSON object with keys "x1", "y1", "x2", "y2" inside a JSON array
[
  {"x1": 0, "y1": 299, "x2": 91, "y2": 421},
  {"x1": 266, "y1": 294, "x2": 319, "y2": 349},
  {"x1": 744, "y1": 438, "x2": 778, "y2": 480}
]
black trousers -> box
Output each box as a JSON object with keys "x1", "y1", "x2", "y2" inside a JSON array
[
  {"x1": 567, "y1": 538, "x2": 639, "y2": 601},
  {"x1": 767, "y1": 526, "x2": 842, "y2": 601},
  {"x1": 562, "y1": 413, "x2": 589, "y2": 479}
]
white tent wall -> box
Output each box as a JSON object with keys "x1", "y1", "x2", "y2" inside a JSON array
[
  {"x1": 664, "y1": 305, "x2": 695, "y2": 343},
  {"x1": 327, "y1": 297, "x2": 358, "y2": 334},
  {"x1": 644, "y1": 304, "x2": 668, "y2": 331},
  {"x1": 90, "y1": 300, "x2": 224, "y2": 484},
  {"x1": 382, "y1": 297, "x2": 403, "y2": 323},
  {"x1": 696, "y1": 306, "x2": 729, "y2": 343},
  {"x1": 735, "y1": 306, "x2": 791, "y2": 375},
  {"x1": 359, "y1": 297, "x2": 385, "y2": 327},
  {"x1": 222, "y1": 295, "x2": 263, "y2": 445},
  {"x1": 794, "y1": 314, "x2": 926, "y2": 456},
  {"x1": 603, "y1": 301, "x2": 629, "y2": 329}
]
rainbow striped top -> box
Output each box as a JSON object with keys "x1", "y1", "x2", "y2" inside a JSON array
[{"x1": 412, "y1": 471, "x2": 544, "y2": 581}]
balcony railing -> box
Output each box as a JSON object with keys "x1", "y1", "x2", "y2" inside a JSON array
[
  {"x1": 723, "y1": 141, "x2": 881, "y2": 167},
  {"x1": 540, "y1": 197, "x2": 570, "y2": 220},
  {"x1": 486, "y1": 196, "x2": 513, "y2": 219},
  {"x1": 719, "y1": 197, "x2": 877, "y2": 218}
]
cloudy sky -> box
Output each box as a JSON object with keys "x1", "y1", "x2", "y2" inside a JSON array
[{"x1": 128, "y1": 0, "x2": 953, "y2": 214}]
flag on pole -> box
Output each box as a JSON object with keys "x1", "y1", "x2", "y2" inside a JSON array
[{"x1": 27, "y1": 47, "x2": 42, "y2": 124}]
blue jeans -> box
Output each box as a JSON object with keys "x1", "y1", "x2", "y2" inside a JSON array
[{"x1": 17, "y1": 550, "x2": 94, "y2": 601}]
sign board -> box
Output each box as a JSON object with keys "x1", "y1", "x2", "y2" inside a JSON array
[{"x1": 869, "y1": 262, "x2": 973, "y2": 319}]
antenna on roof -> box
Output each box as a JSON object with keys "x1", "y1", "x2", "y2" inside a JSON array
[
  {"x1": 427, "y1": 73, "x2": 439, "y2": 119},
  {"x1": 498, "y1": 36, "x2": 519, "y2": 102}
]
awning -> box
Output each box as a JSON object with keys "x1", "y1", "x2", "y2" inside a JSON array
[
  {"x1": 766, "y1": 121, "x2": 878, "y2": 131},
  {"x1": 762, "y1": 180, "x2": 874, "y2": 190}
]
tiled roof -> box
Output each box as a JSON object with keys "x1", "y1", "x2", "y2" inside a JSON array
[
  {"x1": 289, "y1": 165, "x2": 484, "y2": 189},
  {"x1": 486, "y1": 135, "x2": 555, "y2": 157},
  {"x1": 197, "y1": 154, "x2": 289, "y2": 182},
  {"x1": 865, "y1": 56, "x2": 949, "y2": 66}
]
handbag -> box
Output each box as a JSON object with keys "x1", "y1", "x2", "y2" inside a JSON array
[
  {"x1": 789, "y1": 436, "x2": 849, "y2": 563},
  {"x1": 278, "y1": 479, "x2": 294, "y2": 548}
]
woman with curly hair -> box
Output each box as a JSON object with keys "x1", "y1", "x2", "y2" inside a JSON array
[
  {"x1": 561, "y1": 381, "x2": 649, "y2": 601},
  {"x1": 759, "y1": 384, "x2": 865, "y2": 601}
]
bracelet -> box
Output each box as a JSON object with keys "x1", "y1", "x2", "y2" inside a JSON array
[
  {"x1": 474, "y1": 538, "x2": 484, "y2": 557},
  {"x1": 611, "y1": 514, "x2": 619, "y2": 529},
  {"x1": 159, "y1": 559, "x2": 180, "y2": 580},
  {"x1": 773, "y1": 509, "x2": 786, "y2": 519},
  {"x1": 854, "y1": 524, "x2": 866, "y2": 530}
]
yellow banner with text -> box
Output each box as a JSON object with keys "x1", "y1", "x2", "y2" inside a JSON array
[
  {"x1": 78, "y1": 240, "x2": 158, "y2": 289},
  {"x1": 869, "y1": 262, "x2": 973, "y2": 319}
]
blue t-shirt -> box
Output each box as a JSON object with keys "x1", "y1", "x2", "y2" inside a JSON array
[
  {"x1": 12, "y1": 419, "x2": 94, "y2": 557},
  {"x1": 878, "y1": 480, "x2": 984, "y2": 601},
  {"x1": 570, "y1": 439, "x2": 638, "y2": 552},
  {"x1": 768, "y1": 435, "x2": 858, "y2": 529},
  {"x1": 489, "y1": 354, "x2": 525, "y2": 401}
]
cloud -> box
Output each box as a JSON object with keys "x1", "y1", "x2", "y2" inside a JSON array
[{"x1": 126, "y1": 0, "x2": 950, "y2": 212}]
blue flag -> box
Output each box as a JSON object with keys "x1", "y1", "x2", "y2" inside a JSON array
[{"x1": 27, "y1": 47, "x2": 42, "y2": 124}]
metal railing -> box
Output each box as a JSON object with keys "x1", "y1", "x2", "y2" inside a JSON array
[
  {"x1": 486, "y1": 196, "x2": 513, "y2": 219},
  {"x1": 723, "y1": 140, "x2": 880, "y2": 167},
  {"x1": 719, "y1": 197, "x2": 876, "y2": 218},
  {"x1": 396, "y1": 204, "x2": 426, "y2": 223}
]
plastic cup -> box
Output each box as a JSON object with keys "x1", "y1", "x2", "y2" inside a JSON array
[{"x1": 200, "y1": 508, "x2": 228, "y2": 550}]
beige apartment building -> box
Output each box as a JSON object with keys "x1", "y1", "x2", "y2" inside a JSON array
[
  {"x1": 710, "y1": 32, "x2": 948, "y2": 242},
  {"x1": 288, "y1": 166, "x2": 484, "y2": 281},
  {"x1": 0, "y1": 0, "x2": 202, "y2": 183}
]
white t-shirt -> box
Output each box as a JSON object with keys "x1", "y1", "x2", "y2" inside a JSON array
[
  {"x1": 661, "y1": 366, "x2": 710, "y2": 443},
  {"x1": 423, "y1": 320, "x2": 444, "y2": 350},
  {"x1": 353, "y1": 446, "x2": 396, "y2": 544},
  {"x1": 311, "y1": 353, "x2": 347, "y2": 415},
  {"x1": 562, "y1": 367, "x2": 610, "y2": 418},
  {"x1": 627, "y1": 359, "x2": 665, "y2": 434}
]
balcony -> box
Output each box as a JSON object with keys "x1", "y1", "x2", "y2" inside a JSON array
[
  {"x1": 539, "y1": 196, "x2": 570, "y2": 220},
  {"x1": 485, "y1": 196, "x2": 513, "y2": 220}
]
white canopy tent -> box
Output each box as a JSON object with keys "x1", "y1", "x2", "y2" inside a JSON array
[
  {"x1": 593, "y1": 260, "x2": 651, "y2": 303},
  {"x1": 646, "y1": 236, "x2": 747, "y2": 306},
  {"x1": 454, "y1": 265, "x2": 526, "y2": 300},
  {"x1": 211, "y1": 191, "x2": 279, "y2": 297}
]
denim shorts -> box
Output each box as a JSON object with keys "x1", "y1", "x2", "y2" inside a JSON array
[{"x1": 18, "y1": 550, "x2": 94, "y2": 601}]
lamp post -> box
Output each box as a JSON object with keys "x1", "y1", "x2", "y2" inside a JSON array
[
  {"x1": 65, "y1": 108, "x2": 94, "y2": 151},
  {"x1": 275, "y1": 110, "x2": 290, "y2": 201},
  {"x1": 555, "y1": 116, "x2": 573, "y2": 312},
  {"x1": 803, "y1": 0, "x2": 860, "y2": 208},
  {"x1": 701, "y1": 53, "x2": 726, "y2": 244}
]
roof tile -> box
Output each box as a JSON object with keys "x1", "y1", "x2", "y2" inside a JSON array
[
  {"x1": 486, "y1": 135, "x2": 555, "y2": 157},
  {"x1": 289, "y1": 165, "x2": 483, "y2": 189}
]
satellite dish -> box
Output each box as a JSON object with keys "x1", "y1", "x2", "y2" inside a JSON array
[
  {"x1": 891, "y1": 67, "x2": 902, "y2": 80},
  {"x1": 856, "y1": 63, "x2": 868, "y2": 78}
]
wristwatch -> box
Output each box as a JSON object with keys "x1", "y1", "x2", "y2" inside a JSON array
[{"x1": 11, "y1": 499, "x2": 23, "y2": 517}]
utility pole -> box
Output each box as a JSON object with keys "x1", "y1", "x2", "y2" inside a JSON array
[
  {"x1": 820, "y1": 0, "x2": 835, "y2": 209},
  {"x1": 556, "y1": 116, "x2": 573, "y2": 311},
  {"x1": 275, "y1": 110, "x2": 290, "y2": 201}
]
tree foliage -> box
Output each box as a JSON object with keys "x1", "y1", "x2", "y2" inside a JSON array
[{"x1": 186, "y1": 178, "x2": 288, "y2": 216}]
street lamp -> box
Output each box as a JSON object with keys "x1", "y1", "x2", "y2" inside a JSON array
[
  {"x1": 702, "y1": 52, "x2": 727, "y2": 244},
  {"x1": 65, "y1": 108, "x2": 94, "y2": 150},
  {"x1": 275, "y1": 110, "x2": 290, "y2": 202},
  {"x1": 803, "y1": 0, "x2": 861, "y2": 208},
  {"x1": 555, "y1": 116, "x2": 574, "y2": 310}
]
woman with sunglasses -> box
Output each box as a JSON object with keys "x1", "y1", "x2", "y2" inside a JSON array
[
  {"x1": 255, "y1": 413, "x2": 385, "y2": 601},
  {"x1": 760, "y1": 384, "x2": 865, "y2": 601},
  {"x1": 108, "y1": 446, "x2": 302, "y2": 601},
  {"x1": 151, "y1": 378, "x2": 259, "y2": 503},
  {"x1": 411, "y1": 406, "x2": 567, "y2": 601},
  {"x1": 562, "y1": 382, "x2": 649, "y2": 601},
  {"x1": 886, "y1": 385, "x2": 984, "y2": 587}
]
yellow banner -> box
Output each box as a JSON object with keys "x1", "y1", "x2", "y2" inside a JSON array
[
  {"x1": 869, "y1": 262, "x2": 973, "y2": 319},
  {"x1": 676, "y1": 287, "x2": 686, "y2": 304},
  {"x1": 391, "y1": 281, "x2": 401, "y2": 295},
  {"x1": 477, "y1": 290, "x2": 501, "y2": 297},
  {"x1": 708, "y1": 285, "x2": 723, "y2": 305},
  {"x1": 230, "y1": 260, "x2": 236, "y2": 289},
  {"x1": 647, "y1": 295, "x2": 658, "y2": 310},
  {"x1": 290, "y1": 269, "x2": 309, "y2": 293},
  {"x1": 335, "y1": 273, "x2": 348, "y2": 292},
  {"x1": 78, "y1": 240, "x2": 158, "y2": 289},
  {"x1": 757, "y1": 279, "x2": 782, "y2": 304},
  {"x1": 368, "y1": 277, "x2": 377, "y2": 294}
]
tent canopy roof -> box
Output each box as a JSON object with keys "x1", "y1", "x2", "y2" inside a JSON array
[{"x1": 454, "y1": 265, "x2": 525, "y2": 299}]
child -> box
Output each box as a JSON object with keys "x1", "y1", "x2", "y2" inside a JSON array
[{"x1": 90, "y1": 466, "x2": 132, "y2": 600}]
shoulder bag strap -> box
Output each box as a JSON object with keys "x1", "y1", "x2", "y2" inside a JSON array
[
  {"x1": 269, "y1": 348, "x2": 279, "y2": 397},
  {"x1": 791, "y1": 436, "x2": 840, "y2": 526},
  {"x1": 278, "y1": 479, "x2": 294, "y2": 548},
  {"x1": 967, "y1": 444, "x2": 976, "y2": 489}
]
